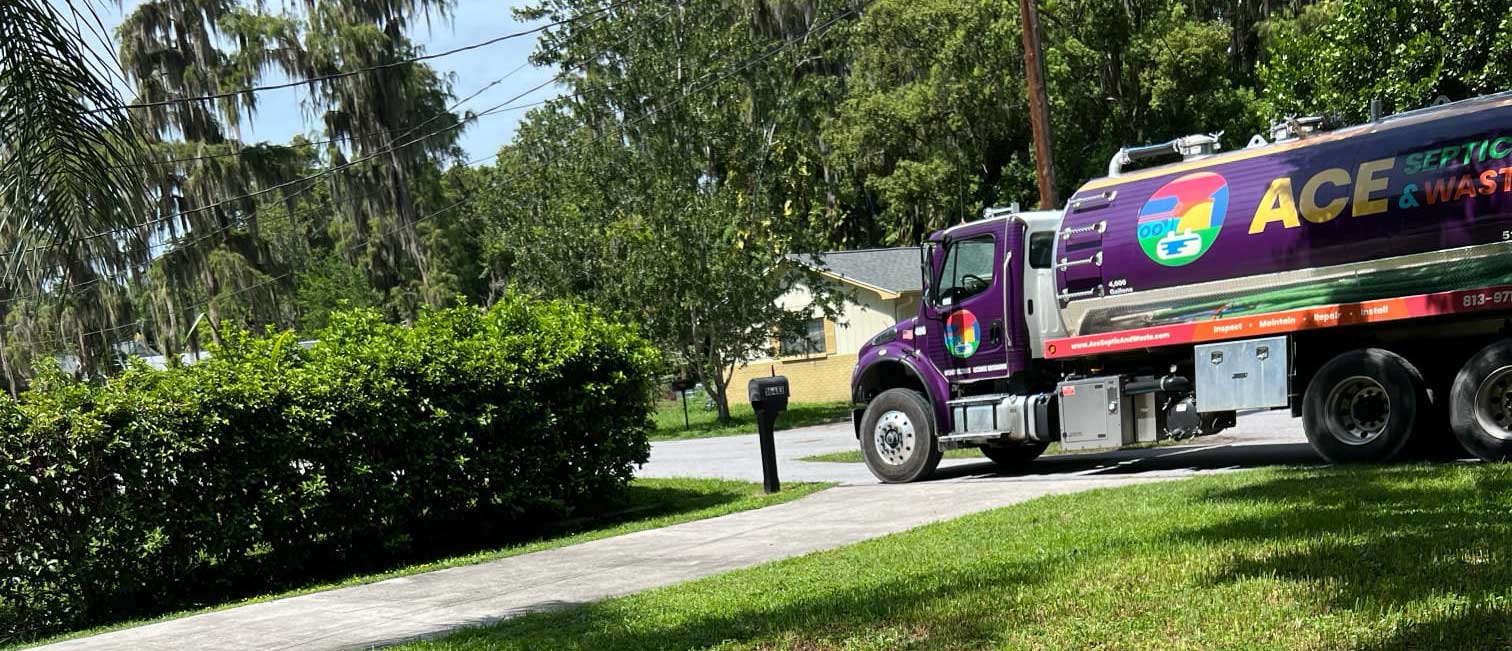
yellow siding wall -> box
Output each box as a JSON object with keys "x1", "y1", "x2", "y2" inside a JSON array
[
  {"x1": 728, "y1": 353, "x2": 858, "y2": 405},
  {"x1": 773, "y1": 282, "x2": 916, "y2": 355},
  {"x1": 727, "y1": 279, "x2": 918, "y2": 406}
]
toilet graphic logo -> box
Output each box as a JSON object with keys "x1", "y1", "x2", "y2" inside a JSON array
[
  {"x1": 1135, "y1": 171, "x2": 1229, "y2": 266},
  {"x1": 944, "y1": 310, "x2": 980, "y2": 359}
]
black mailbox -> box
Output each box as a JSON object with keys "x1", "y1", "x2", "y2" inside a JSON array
[
  {"x1": 747, "y1": 375, "x2": 789, "y2": 494},
  {"x1": 748, "y1": 376, "x2": 790, "y2": 413}
]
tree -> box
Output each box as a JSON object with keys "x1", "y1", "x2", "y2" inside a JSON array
[
  {"x1": 1259, "y1": 0, "x2": 1512, "y2": 120},
  {"x1": 113, "y1": 0, "x2": 476, "y2": 354},
  {"x1": 822, "y1": 0, "x2": 1274, "y2": 245},
  {"x1": 0, "y1": 0, "x2": 154, "y2": 379},
  {"x1": 477, "y1": 0, "x2": 850, "y2": 420}
]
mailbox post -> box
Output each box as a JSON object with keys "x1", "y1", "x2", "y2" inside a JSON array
[
  {"x1": 747, "y1": 376, "x2": 789, "y2": 494},
  {"x1": 670, "y1": 377, "x2": 693, "y2": 429}
]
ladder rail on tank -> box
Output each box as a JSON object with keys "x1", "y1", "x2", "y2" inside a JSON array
[{"x1": 1056, "y1": 208, "x2": 1107, "y2": 306}]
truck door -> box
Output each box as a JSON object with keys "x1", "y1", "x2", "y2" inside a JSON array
[{"x1": 921, "y1": 220, "x2": 1012, "y2": 384}]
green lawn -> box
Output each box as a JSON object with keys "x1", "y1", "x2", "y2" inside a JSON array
[
  {"x1": 14, "y1": 478, "x2": 830, "y2": 650},
  {"x1": 399, "y1": 464, "x2": 1512, "y2": 650},
  {"x1": 652, "y1": 398, "x2": 851, "y2": 441}
]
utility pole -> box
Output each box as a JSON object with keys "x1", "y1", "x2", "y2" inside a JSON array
[{"x1": 1018, "y1": 0, "x2": 1058, "y2": 209}]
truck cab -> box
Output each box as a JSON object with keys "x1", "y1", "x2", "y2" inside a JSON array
[{"x1": 851, "y1": 209, "x2": 1075, "y2": 482}]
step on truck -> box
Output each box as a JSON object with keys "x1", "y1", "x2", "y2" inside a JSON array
[{"x1": 850, "y1": 91, "x2": 1512, "y2": 482}]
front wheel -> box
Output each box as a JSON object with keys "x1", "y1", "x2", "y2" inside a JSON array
[
  {"x1": 1302, "y1": 348, "x2": 1425, "y2": 463},
  {"x1": 859, "y1": 388, "x2": 942, "y2": 483}
]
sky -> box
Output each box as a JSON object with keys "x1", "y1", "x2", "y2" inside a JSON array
[{"x1": 76, "y1": 0, "x2": 557, "y2": 161}]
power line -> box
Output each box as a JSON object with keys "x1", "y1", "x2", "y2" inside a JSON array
[
  {"x1": 1, "y1": 6, "x2": 681, "y2": 299},
  {"x1": 88, "y1": 0, "x2": 636, "y2": 114},
  {"x1": 15, "y1": 67, "x2": 556, "y2": 256},
  {"x1": 156, "y1": 0, "x2": 872, "y2": 317},
  {"x1": 18, "y1": 2, "x2": 867, "y2": 351},
  {"x1": 9, "y1": 6, "x2": 677, "y2": 260},
  {"x1": 102, "y1": 60, "x2": 538, "y2": 172}
]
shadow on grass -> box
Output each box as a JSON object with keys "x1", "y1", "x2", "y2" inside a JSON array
[
  {"x1": 441, "y1": 554, "x2": 1050, "y2": 650},
  {"x1": 424, "y1": 463, "x2": 1512, "y2": 650},
  {"x1": 1179, "y1": 464, "x2": 1512, "y2": 649},
  {"x1": 928, "y1": 439, "x2": 1323, "y2": 482}
]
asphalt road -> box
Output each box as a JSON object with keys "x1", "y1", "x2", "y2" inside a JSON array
[{"x1": 639, "y1": 408, "x2": 1320, "y2": 485}]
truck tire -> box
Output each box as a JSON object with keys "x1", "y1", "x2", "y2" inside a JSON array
[
  {"x1": 859, "y1": 388, "x2": 943, "y2": 483},
  {"x1": 981, "y1": 442, "x2": 1048, "y2": 468},
  {"x1": 1302, "y1": 348, "x2": 1425, "y2": 463},
  {"x1": 1449, "y1": 339, "x2": 1512, "y2": 461}
]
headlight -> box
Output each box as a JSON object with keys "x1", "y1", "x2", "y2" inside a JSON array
[{"x1": 869, "y1": 327, "x2": 898, "y2": 346}]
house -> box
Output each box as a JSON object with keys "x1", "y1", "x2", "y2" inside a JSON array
[{"x1": 729, "y1": 247, "x2": 921, "y2": 405}]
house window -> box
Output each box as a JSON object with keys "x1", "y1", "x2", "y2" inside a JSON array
[{"x1": 779, "y1": 319, "x2": 827, "y2": 357}]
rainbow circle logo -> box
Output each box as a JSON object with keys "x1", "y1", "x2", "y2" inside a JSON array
[
  {"x1": 944, "y1": 310, "x2": 980, "y2": 359},
  {"x1": 1136, "y1": 171, "x2": 1229, "y2": 266}
]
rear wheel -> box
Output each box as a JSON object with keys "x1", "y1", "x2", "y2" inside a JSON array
[
  {"x1": 1302, "y1": 348, "x2": 1425, "y2": 463},
  {"x1": 860, "y1": 388, "x2": 942, "y2": 483},
  {"x1": 981, "y1": 442, "x2": 1048, "y2": 468},
  {"x1": 1450, "y1": 339, "x2": 1512, "y2": 461}
]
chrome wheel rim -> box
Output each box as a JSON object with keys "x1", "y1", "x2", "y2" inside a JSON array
[
  {"x1": 1325, "y1": 376, "x2": 1390, "y2": 445},
  {"x1": 1473, "y1": 366, "x2": 1512, "y2": 441},
  {"x1": 873, "y1": 410, "x2": 916, "y2": 466}
]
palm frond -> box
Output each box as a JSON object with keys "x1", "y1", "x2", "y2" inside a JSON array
[{"x1": 0, "y1": 0, "x2": 153, "y2": 373}]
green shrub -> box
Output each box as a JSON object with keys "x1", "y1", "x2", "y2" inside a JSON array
[{"x1": 0, "y1": 296, "x2": 658, "y2": 641}]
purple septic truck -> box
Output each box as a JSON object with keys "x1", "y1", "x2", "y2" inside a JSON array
[{"x1": 851, "y1": 91, "x2": 1512, "y2": 482}]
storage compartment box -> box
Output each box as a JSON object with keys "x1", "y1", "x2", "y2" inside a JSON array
[
  {"x1": 1194, "y1": 336, "x2": 1288, "y2": 412},
  {"x1": 1057, "y1": 376, "x2": 1134, "y2": 451}
]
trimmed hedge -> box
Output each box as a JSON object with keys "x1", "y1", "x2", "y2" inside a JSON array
[{"x1": 0, "y1": 297, "x2": 658, "y2": 641}]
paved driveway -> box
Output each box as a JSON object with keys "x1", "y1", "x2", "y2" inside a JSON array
[{"x1": 640, "y1": 408, "x2": 1316, "y2": 485}]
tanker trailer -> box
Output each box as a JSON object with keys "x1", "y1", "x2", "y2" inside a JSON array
[{"x1": 850, "y1": 91, "x2": 1512, "y2": 483}]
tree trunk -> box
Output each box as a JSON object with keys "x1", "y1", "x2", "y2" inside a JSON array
[
  {"x1": 711, "y1": 381, "x2": 731, "y2": 422},
  {"x1": 709, "y1": 351, "x2": 739, "y2": 423}
]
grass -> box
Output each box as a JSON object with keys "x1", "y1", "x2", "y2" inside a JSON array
[
  {"x1": 14, "y1": 478, "x2": 831, "y2": 650},
  {"x1": 652, "y1": 398, "x2": 852, "y2": 441},
  {"x1": 399, "y1": 464, "x2": 1512, "y2": 650}
]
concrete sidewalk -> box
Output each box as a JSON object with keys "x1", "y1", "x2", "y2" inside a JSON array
[{"x1": 42, "y1": 474, "x2": 1175, "y2": 651}]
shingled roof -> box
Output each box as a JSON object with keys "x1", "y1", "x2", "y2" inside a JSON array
[{"x1": 791, "y1": 247, "x2": 922, "y2": 296}]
